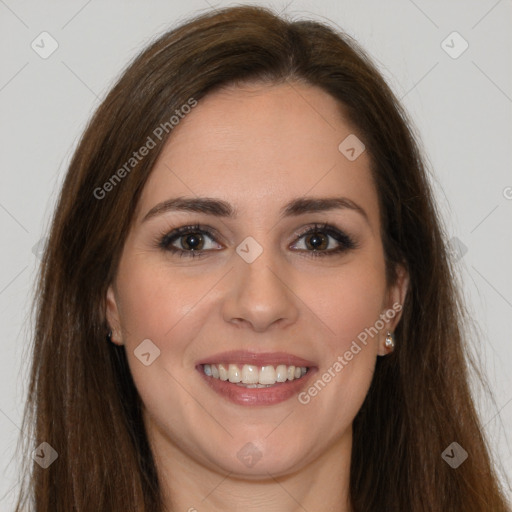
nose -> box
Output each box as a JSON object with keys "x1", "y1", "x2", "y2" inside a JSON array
[{"x1": 221, "y1": 247, "x2": 300, "y2": 332}]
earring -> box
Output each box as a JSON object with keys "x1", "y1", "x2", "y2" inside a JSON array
[
  {"x1": 385, "y1": 331, "x2": 395, "y2": 350},
  {"x1": 106, "y1": 330, "x2": 113, "y2": 343}
]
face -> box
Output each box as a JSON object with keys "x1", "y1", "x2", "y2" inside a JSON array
[{"x1": 106, "y1": 81, "x2": 408, "y2": 478}]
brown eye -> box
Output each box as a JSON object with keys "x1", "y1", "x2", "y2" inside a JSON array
[
  {"x1": 291, "y1": 223, "x2": 357, "y2": 257},
  {"x1": 158, "y1": 224, "x2": 222, "y2": 258},
  {"x1": 179, "y1": 232, "x2": 205, "y2": 251},
  {"x1": 304, "y1": 231, "x2": 329, "y2": 251}
]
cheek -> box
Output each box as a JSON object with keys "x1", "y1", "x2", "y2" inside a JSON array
[
  {"x1": 113, "y1": 254, "x2": 208, "y2": 421},
  {"x1": 115, "y1": 252, "x2": 208, "y2": 344},
  {"x1": 296, "y1": 262, "x2": 386, "y2": 435},
  {"x1": 113, "y1": 250, "x2": 226, "y2": 401},
  {"x1": 310, "y1": 259, "x2": 387, "y2": 350}
]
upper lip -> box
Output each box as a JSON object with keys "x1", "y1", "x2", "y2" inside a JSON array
[{"x1": 196, "y1": 350, "x2": 316, "y2": 368}]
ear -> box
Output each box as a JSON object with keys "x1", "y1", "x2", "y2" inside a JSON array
[
  {"x1": 105, "y1": 283, "x2": 123, "y2": 346},
  {"x1": 377, "y1": 263, "x2": 409, "y2": 356}
]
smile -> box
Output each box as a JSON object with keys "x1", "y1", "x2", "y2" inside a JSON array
[
  {"x1": 202, "y1": 363, "x2": 309, "y2": 387},
  {"x1": 196, "y1": 351, "x2": 317, "y2": 406}
]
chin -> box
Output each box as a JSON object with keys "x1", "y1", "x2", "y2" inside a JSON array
[{"x1": 203, "y1": 437, "x2": 311, "y2": 477}]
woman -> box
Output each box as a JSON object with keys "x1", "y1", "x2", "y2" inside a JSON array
[{"x1": 15, "y1": 5, "x2": 511, "y2": 511}]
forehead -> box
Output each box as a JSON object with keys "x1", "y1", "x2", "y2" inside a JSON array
[{"x1": 136, "y1": 82, "x2": 379, "y2": 228}]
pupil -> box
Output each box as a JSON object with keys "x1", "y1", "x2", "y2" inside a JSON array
[
  {"x1": 308, "y1": 233, "x2": 326, "y2": 250},
  {"x1": 184, "y1": 233, "x2": 202, "y2": 250}
]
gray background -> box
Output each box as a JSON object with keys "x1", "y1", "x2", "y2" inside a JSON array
[{"x1": 1, "y1": 0, "x2": 511, "y2": 508}]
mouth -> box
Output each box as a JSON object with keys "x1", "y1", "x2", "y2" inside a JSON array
[
  {"x1": 201, "y1": 362, "x2": 309, "y2": 387},
  {"x1": 196, "y1": 351, "x2": 317, "y2": 406}
]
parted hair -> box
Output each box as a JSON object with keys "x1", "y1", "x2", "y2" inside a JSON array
[{"x1": 15, "y1": 5, "x2": 511, "y2": 511}]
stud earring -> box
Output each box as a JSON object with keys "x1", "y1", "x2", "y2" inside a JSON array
[
  {"x1": 385, "y1": 331, "x2": 395, "y2": 350},
  {"x1": 106, "y1": 330, "x2": 113, "y2": 343}
]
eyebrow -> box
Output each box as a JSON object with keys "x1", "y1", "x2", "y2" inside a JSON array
[{"x1": 141, "y1": 196, "x2": 369, "y2": 224}]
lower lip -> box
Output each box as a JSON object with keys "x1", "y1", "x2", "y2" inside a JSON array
[{"x1": 197, "y1": 365, "x2": 317, "y2": 406}]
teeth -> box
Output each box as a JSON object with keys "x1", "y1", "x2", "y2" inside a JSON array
[
  {"x1": 241, "y1": 364, "x2": 259, "y2": 384},
  {"x1": 202, "y1": 363, "x2": 309, "y2": 386},
  {"x1": 236, "y1": 383, "x2": 274, "y2": 388},
  {"x1": 276, "y1": 365, "x2": 288, "y2": 382},
  {"x1": 228, "y1": 364, "x2": 241, "y2": 383},
  {"x1": 259, "y1": 365, "x2": 276, "y2": 385},
  {"x1": 218, "y1": 363, "x2": 229, "y2": 381}
]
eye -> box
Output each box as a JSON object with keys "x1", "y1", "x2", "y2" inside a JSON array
[
  {"x1": 156, "y1": 222, "x2": 357, "y2": 259},
  {"x1": 290, "y1": 222, "x2": 357, "y2": 257},
  {"x1": 157, "y1": 224, "x2": 221, "y2": 258}
]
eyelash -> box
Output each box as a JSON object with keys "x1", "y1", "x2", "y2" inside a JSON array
[{"x1": 156, "y1": 222, "x2": 358, "y2": 259}]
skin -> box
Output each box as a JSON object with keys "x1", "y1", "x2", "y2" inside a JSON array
[{"x1": 106, "y1": 81, "x2": 409, "y2": 512}]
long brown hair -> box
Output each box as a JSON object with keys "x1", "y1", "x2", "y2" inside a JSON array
[{"x1": 14, "y1": 5, "x2": 511, "y2": 511}]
